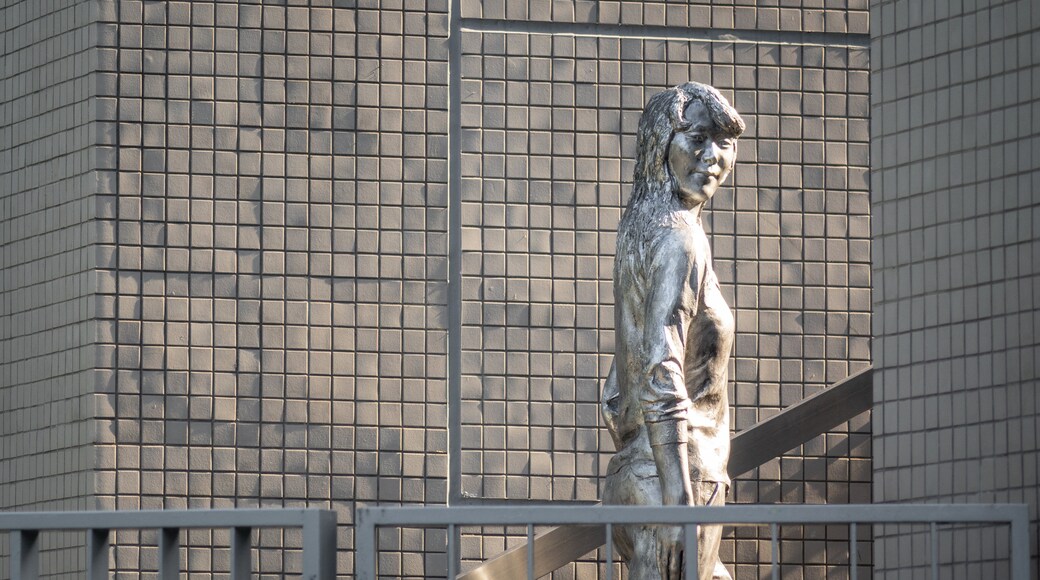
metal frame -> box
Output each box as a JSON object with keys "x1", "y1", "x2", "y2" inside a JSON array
[
  {"x1": 0, "y1": 508, "x2": 336, "y2": 580},
  {"x1": 356, "y1": 503, "x2": 1031, "y2": 580},
  {"x1": 443, "y1": 0, "x2": 871, "y2": 509}
]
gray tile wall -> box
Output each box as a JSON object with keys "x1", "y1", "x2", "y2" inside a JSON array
[
  {"x1": 1, "y1": 0, "x2": 871, "y2": 578},
  {"x1": 0, "y1": 0, "x2": 98, "y2": 577},
  {"x1": 871, "y1": 0, "x2": 1040, "y2": 576},
  {"x1": 92, "y1": 0, "x2": 448, "y2": 576}
]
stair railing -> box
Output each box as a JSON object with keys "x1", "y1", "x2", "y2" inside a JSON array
[{"x1": 456, "y1": 367, "x2": 873, "y2": 579}]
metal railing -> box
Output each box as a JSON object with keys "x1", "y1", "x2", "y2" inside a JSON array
[
  {"x1": 355, "y1": 503, "x2": 1031, "y2": 580},
  {"x1": 458, "y1": 367, "x2": 874, "y2": 579},
  {"x1": 0, "y1": 508, "x2": 336, "y2": 580}
]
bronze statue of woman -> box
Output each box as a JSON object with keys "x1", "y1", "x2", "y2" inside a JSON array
[{"x1": 602, "y1": 82, "x2": 744, "y2": 580}]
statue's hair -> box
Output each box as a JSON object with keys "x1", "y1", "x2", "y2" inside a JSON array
[
  {"x1": 617, "y1": 83, "x2": 744, "y2": 263},
  {"x1": 629, "y1": 83, "x2": 744, "y2": 209}
]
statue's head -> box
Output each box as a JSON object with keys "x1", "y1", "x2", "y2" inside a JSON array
[{"x1": 633, "y1": 83, "x2": 745, "y2": 206}]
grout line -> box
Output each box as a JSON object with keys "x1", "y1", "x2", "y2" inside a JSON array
[{"x1": 460, "y1": 18, "x2": 870, "y2": 49}]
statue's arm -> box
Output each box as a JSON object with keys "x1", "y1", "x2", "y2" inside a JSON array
[{"x1": 639, "y1": 246, "x2": 698, "y2": 506}]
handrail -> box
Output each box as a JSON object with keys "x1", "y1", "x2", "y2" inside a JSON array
[
  {"x1": 356, "y1": 502, "x2": 1031, "y2": 580},
  {"x1": 0, "y1": 508, "x2": 336, "y2": 580},
  {"x1": 456, "y1": 367, "x2": 874, "y2": 579},
  {"x1": 728, "y1": 366, "x2": 872, "y2": 476}
]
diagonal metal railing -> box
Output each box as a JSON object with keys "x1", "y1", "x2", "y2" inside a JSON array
[
  {"x1": 0, "y1": 508, "x2": 336, "y2": 580},
  {"x1": 454, "y1": 367, "x2": 873, "y2": 579},
  {"x1": 356, "y1": 503, "x2": 1031, "y2": 580}
]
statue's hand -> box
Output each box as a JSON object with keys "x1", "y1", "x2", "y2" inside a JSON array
[{"x1": 657, "y1": 524, "x2": 685, "y2": 580}]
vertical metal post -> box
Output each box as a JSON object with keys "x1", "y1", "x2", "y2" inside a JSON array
[
  {"x1": 849, "y1": 523, "x2": 857, "y2": 580},
  {"x1": 87, "y1": 529, "x2": 110, "y2": 580},
  {"x1": 158, "y1": 527, "x2": 180, "y2": 580},
  {"x1": 447, "y1": 524, "x2": 458, "y2": 580},
  {"x1": 683, "y1": 524, "x2": 698, "y2": 580},
  {"x1": 10, "y1": 530, "x2": 40, "y2": 580},
  {"x1": 1010, "y1": 511, "x2": 1031, "y2": 580},
  {"x1": 355, "y1": 509, "x2": 376, "y2": 580},
  {"x1": 230, "y1": 527, "x2": 251, "y2": 580},
  {"x1": 770, "y1": 523, "x2": 779, "y2": 580},
  {"x1": 526, "y1": 525, "x2": 534, "y2": 580},
  {"x1": 302, "y1": 510, "x2": 336, "y2": 580},
  {"x1": 604, "y1": 523, "x2": 613, "y2": 580},
  {"x1": 929, "y1": 522, "x2": 938, "y2": 580},
  {"x1": 444, "y1": 0, "x2": 464, "y2": 507}
]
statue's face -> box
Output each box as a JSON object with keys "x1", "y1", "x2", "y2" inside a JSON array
[{"x1": 667, "y1": 99, "x2": 737, "y2": 206}]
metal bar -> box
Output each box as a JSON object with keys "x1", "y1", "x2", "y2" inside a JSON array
[
  {"x1": 526, "y1": 525, "x2": 534, "y2": 580},
  {"x1": 849, "y1": 523, "x2": 857, "y2": 580},
  {"x1": 459, "y1": 18, "x2": 872, "y2": 49},
  {"x1": 302, "y1": 509, "x2": 336, "y2": 580},
  {"x1": 87, "y1": 529, "x2": 110, "y2": 580},
  {"x1": 230, "y1": 527, "x2": 251, "y2": 580},
  {"x1": 447, "y1": 524, "x2": 458, "y2": 580},
  {"x1": 444, "y1": 0, "x2": 464, "y2": 507},
  {"x1": 11, "y1": 530, "x2": 39, "y2": 580},
  {"x1": 355, "y1": 508, "x2": 376, "y2": 580},
  {"x1": 930, "y1": 522, "x2": 938, "y2": 580},
  {"x1": 770, "y1": 523, "x2": 779, "y2": 580},
  {"x1": 0, "y1": 509, "x2": 337, "y2": 579},
  {"x1": 604, "y1": 523, "x2": 613, "y2": 580},
  {"x1": 358, "y1": 503, "x2": 1028, "y2": 527},
  {"x1": 1010, "y1": 511, "x2": 1031, "y2": 580},
  {"x1": 0, "y1": 508, "x2": 335, "y2": 531},
  {"x1": 158, "y1": 527, "x2": 180, "y2": 580},
  {"x1": 728, "y1": 368, "x2": 873, "y2": 477},
  {"x1": 684, "y1": 524, "x2": 698, "y2": 580}
]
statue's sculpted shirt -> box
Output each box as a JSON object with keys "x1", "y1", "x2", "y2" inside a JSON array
[{"x1": 603, "y1": 211, "x2": 734, "y2": 489}]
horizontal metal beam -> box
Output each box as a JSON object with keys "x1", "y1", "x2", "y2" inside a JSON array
[
  {"x1": 358, "y1": 503, "x2": 1031, "y2": 580},
  {"x1": 361, "y1": 503, "x2": 1028, "y2": 527},
  {"x1": 0, "y1": 509, "x2": 331, "y2": 532},
  {"x1": 461, "y1": 18, "x2": 871, "y2": 49}
]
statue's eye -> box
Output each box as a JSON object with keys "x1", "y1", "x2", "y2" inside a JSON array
[
  {"x1": 690, "y1": 134, "x2": 706, "y2": 146},
  {"x1": 718, "y1": 138, "x2": 734, "y2": 148}
]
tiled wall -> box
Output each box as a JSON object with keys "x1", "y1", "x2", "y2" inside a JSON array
[
  {"x1": 1, "y1": 0, "x2": 872, "y2": 578},
  {"x1": 0, "y1": 0, "x2": 98, "y2": 577},
  {"x1": 871, "y1": 0, "x2": 1040, "y2": 576},
  {"x1": 92, "y1": 0, "x2": 448, "y2": 576}
]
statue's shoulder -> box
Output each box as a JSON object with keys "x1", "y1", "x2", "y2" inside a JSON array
[{"x1": 654, "y1": 216, "x2": 708, "y2": 254}]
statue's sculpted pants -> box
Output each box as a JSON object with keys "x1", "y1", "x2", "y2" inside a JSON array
[{"x1": 604, "y1": 461, "x2": 731, "y2": 580}]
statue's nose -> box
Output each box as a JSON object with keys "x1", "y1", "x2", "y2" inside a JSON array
[{"x1": 700, "y1": 141, "x2": 720, "y2": 165}]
